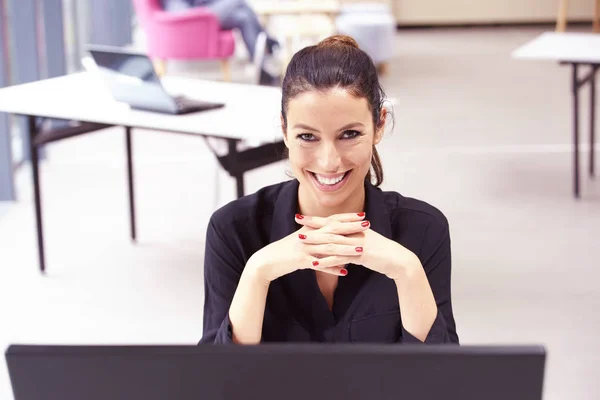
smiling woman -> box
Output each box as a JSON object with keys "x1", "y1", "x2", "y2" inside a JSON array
[
  {"x1": 200, "y1": 35, "x2": 459, "y2": 347},
  {"x1": 282, "y1": 84, "x2": 384, "y2": 216}
]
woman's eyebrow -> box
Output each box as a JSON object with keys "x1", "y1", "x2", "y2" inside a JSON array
[
  {"x1": 337, "y1": 122, "x2": 365, "y2": 131},
  {"x1": 291, "y1": 122, "x2": 365, "y2": 131},
  {"x1": 292, "y1": 123, "x2": 319, "y2": 131}
]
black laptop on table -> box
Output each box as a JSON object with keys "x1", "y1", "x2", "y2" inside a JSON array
[
  {"x1": 5, "y1": 343, "x2": 546, "y2": 400},
  {"x1": 86, "y1": 45, "x2": 225, "y2": 115}
]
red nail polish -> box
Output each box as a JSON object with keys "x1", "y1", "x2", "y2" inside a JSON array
[
  {"x1": 298, "y1": 234, "x2": 307, "y2": 240},
  {"x1": 355, "y1": 247, "x2": 363, "y2": 253},
  {"x1": 357, "y1": 212, "x2": 365, "y2": 217},
  {"x1": 361, "y1": 221, "x2": 370, "y2": 227},
  {"x1": 312, "y1": 261, "x2": 319, "y2": 267},
  {"x1": 340, "y1": 268, "x2": 348, "y2": 276},
  {"x1": 295, "y1": 214, "x2": 304, "y2": 219}
]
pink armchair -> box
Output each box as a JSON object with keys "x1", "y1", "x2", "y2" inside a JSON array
[{"x1": 132, "y1": 0, "x2": 236, "y2": 80}]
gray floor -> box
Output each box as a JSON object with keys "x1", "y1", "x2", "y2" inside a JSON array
[{"x1": 1, "y1": 26, "x2": 599, "y2": 399}]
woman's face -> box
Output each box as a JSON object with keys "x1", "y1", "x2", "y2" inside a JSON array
[{"x1": 283, "y1": 87, "x2": 385, "y2": 212}]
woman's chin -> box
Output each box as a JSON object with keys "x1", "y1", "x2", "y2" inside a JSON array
[
  {"x1": 315, "y1": 196, "x2": 345, "y2": 209},
  {"x1": 310, "y1": 183, "x2": 356, "y2": 210}
]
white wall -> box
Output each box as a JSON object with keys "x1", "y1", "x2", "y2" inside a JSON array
[{"x1": 392, "y1": 0, "x2": 595, "y2": 25}]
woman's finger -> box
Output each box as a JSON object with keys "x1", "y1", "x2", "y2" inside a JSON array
[
  {"x1": 306, "y1": 258, "x2": 348, "y2": 276},
  {"x1": 298, "y1": 231, "x2": 363, "y2": 245},
  {"x1": 311, "y1": 255, "x2": 361, "y2": 269},
  {"x1": 326, "y1": 212, "x2": 366, "y2": 222},
  {"x1": 345, "y1": 232, "x2": 364, "y2": 239},
  {"x1": 315, "y1": 265, "x2": 348, "y2": 277},
  {"x1": 295, "y1": 212, "x2": 365, "y2": 228},
  {"x1": 298, "y1": 221, "x2": 370, "y2": 239},
  {"x1": 295, "y1": 215, "x2": 327, "y2": 229},
  {"x1": 303, "y1": 243, "x2": 364, "y2": 257}
]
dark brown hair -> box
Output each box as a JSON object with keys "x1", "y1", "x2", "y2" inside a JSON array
[{"x1": 281, "y1": 35, "x2": 388, "y2": 186}]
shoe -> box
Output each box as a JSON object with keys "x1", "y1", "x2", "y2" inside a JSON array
[
  {"x1": 266, "y1": 37, "x2": 280, "y2": 55},
  {"x1": 263, "y1": 52, "x2": 281, "y2": 75},
  {"x1": 259, "y1": 51, "x2": 282, "y2": 86},
  {"x1": 258, "y1": 69, "x2": 281, "y2": 86}
]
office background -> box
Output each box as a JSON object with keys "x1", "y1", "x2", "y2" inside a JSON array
[{"x1": 1, "y1": 0, "x2": 599, "y2": 399}]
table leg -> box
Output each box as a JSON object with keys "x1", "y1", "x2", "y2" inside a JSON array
[
  {"x1": 28, "y1": 115, "x2": 46, "y2": 273},
  {"x1": 125, "y1": 127, "x2": 136, "y2": 241},
  {"x1": 590, "y1": 67, "x2": 596, "y2": 177},
  {"x1": 572, "y1": 64, "x2": 581, "y2": 198},
  {"x1": 227, "y1": 139, "x2": 245, "y2": 198},
  {"x1": 236, "y1": 174, "x2": 245, "y2": 198}
]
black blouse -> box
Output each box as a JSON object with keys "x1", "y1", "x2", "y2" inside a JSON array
[{"x1": 199, "y1": 179, "x2": 459, "y2": 344}]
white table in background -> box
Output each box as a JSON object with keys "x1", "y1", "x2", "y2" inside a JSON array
[
  {"x1": 0, "y1": 72, "x2": 285, "y2": 273},
  {"x1": 512, "y1": 32, "x2": 600, "y2": 198}
]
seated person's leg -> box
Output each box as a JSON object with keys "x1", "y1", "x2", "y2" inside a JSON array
[
  {"x1": 207, "y1": 0, "x2": 278, "y2": 58},
  {"x1": 161, "y1": 0, "x2": 195, "y2": 12}
]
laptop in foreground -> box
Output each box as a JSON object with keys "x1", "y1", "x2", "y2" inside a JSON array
[
  {"x1": 86, "y1": 45, "x2": 225, "y2": 115},
  {"x1": 5, "y1": 343, "x2": 546, "y2": 400}
]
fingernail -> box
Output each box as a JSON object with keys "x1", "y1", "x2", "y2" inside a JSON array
[
  {"x1": 295, "y1": 214, "x2": 304, "y2": 219},
  {"x1": 298, "y1": 234, "x2": 307, "y2": 240},
  {"x1": 357, "y1": 212, "x2": 365, "y2": 217},
  {"x1": 355, "y1": 247, "x2": 363, "y2": 253},
  {"x1": 340, "y1": 268, "x2": 348, "y2": 276},
  {"x1": 312, "y1": 261, "x2": 319, "y2": 267},
  {"x1": 361, "y1": 221, "x2": 370, "y2": 227}
]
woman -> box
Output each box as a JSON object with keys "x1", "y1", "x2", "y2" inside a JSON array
[{"x1": 200, "y1": 35, "x2": 459, "y2": 345}]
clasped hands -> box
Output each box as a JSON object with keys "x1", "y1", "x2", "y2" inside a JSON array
[{"x1": 252, "y1": 212, "x2": 421, "y2": 283}]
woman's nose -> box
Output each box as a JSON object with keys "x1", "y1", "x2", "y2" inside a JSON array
[{"x1": 317, "y1": 142, "x2": 341, "y2": 172}]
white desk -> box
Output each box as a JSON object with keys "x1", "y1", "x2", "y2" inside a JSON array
[
  {"x1": 512, "y1": 32, "x2": 600, "y2": 198},
  {"x1": 0, "y1": 72, "x2": 283, "y2": 140},
  {"x1": 0, "y1": 73, "x2": 286, "y2": 273}
]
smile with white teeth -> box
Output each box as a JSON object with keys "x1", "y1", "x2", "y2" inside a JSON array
[{"x1": 313, "y1": 172, "x2": 347, "y2": 186}]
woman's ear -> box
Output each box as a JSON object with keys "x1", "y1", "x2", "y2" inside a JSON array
[
  {"x1": 374, "y1": 107, "x2": 387, "y2": 145},
  {"x1": 281, "y1": 114, "x2": 290, "y2": 148}
]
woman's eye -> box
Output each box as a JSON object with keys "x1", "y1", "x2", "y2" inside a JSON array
[
  {"x1": 341, "y1": 130, "x2": 361, "y2": 139},
  {"x1": 298, "y1": 133, "x2": 316, "y2": 141}
]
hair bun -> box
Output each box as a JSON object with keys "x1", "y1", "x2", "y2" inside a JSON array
[{"x1": 317, "y1": 35, "x2": 359, "y2": 50}]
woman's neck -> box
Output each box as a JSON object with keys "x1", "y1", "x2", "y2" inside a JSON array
[{"x1": 298, "y1": 184, "x2": 366, "y2": 218}]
